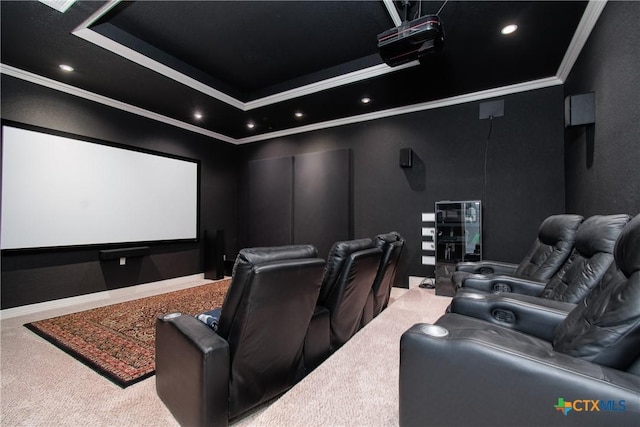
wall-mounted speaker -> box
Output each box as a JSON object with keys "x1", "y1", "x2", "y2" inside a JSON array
[
  {"x1": 400, "y1": 148, "x2": 413, "y2": 168},
  {"x1": 565, "y1": 92, "x2": 595, "y2": 127}
]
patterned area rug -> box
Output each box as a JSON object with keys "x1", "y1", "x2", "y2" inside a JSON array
[{"x1": 25, "y1": 278, "x2": 230, "y2": 388}]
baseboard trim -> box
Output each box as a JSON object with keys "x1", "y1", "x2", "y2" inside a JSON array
[{"x1": 0, "y1": 273, "x2": 206, "y2": 320}]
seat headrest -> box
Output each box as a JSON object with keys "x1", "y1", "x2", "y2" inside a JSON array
[
  {"x1": 538, "y1": 214, "x2": 584, "y2": 245},
  {"x1": 326, "y1": 238, "x2": 374, "y2": 262},
  {"x1": 236, "y1": 244, "x2": 318, "y2": 267},
  {"x1": 574, "y1": 214, "x2": 631, "y2": 257},
  {"x1": 375, "y1": 231, "x2": 403, "y2": 244},
  {"x1": 319, "y1": 238, "x2": 375, "y2": 304},
  {"x1": 614, "y1": 213, "x2": 640, "y2": 278}
]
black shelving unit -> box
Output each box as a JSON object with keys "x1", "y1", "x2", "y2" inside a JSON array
[{"x1": 434, "y1": 200, "x2": 482, "y2": 295}]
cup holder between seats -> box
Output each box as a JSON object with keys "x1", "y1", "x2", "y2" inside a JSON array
[
  {"x1": 420, "y1": 324, "x2": 449, "y2": 338},
  {"x1": 163, "y1": 312, "x2": 182, "y2": 320}
]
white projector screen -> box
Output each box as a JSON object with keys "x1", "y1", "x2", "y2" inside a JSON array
[{"x1": 1, "y1": 124, "x2": 199, "y2": 250}]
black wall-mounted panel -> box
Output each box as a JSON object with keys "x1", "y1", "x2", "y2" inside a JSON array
[
  {"x1": 479, "y1": 99, "x2": 505, "y2": 119},
  {"x1": 294, "y1": 149, "x2": 351, "y2": 258},
  {"x1": 399, "y1": 147, "x2": 413, "y2": 168},
  {"x1": 564, "y1": 92, "x2": 595, "y2": 127},
  {"x1": 247, "y1": 156, "x2": 293, "y2": 247}
]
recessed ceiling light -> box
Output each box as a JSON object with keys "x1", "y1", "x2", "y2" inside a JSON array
[
  {"x1": 294, "y1": 111, "x2": 304, "y2": 118},
  {"x1": 194, "y1": 112, "x2": 203, "y2": 120},
  {"x1": 59, "y1": 64, "x2": 74, "y2": 72},
  {"x1": 361, "y1": 97, "x2": 371, "y2": 104},
  {"x1": 501, "y1": 24, "x2": 518, "y2": 35},
  {"x1": 247, "y1": 122, "x2": 255, "y2": 129}
]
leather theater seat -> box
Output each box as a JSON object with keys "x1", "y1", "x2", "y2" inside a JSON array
[
  {"x1": 452, "y1": 214, "x2": 583, "y2": 289},
  {"x1": 362, "y1": 231, "x2": 405, "y2": 326},
  {"x1": 451, "y1": 214, "x2": 631, "y2": 336},
  {"x1": 399, "y1": 214, "x2": 640, "y2": 427},
  {"x1": 155, "y1": 245, "x2": 326, "y2": 427},
  {"x1": 314, "y1": 238, "x2": 383, "y2": 352}
]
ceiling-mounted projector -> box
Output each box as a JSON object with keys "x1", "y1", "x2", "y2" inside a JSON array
[{"x1": 377, "y1": 14, "x2": 444, "y2": 67}]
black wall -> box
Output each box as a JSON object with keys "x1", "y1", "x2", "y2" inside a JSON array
[
  {"x1": 564, "y1": 1, "x2": 640, "y2": 216},
  {"x1": 245, "y1": 149, "x2": 351, "y2": 258},
  {"x1": 239, "y1": 87, "x2": 567, "y2": 284},
  {"x1": 1, "y1": 76, "x2": 239, "y2": 309}
]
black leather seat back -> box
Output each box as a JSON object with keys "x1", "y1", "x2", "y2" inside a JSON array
[
  {"x1": 217, "y1": 244, "x2": 318, "y2": 338},
  {"x1": 553, "y1": 214, "x2": 640, "y2": 371},
  {"x1": 217, "y1": 245, "x2": 326, "y2": 418},
  {"x1": 320, "y1": 240, "x2": 382, "y2": 350},
  {"x1": 541, "y1": 214, "x2": 631, "y2": 302},
  {"x1": 318, "y1": 238, "x2": 375, "y2": 305},
  {"x1": 513, "y1": 214, "x2": 583, "y2": 280},
  {"x1": 372, "y1": 232, "x2": 405, "y2": 315}
]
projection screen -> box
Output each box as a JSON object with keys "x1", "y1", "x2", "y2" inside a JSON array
[{"x1": 1, "y1": 124, "x2": 199, "y2": 250}]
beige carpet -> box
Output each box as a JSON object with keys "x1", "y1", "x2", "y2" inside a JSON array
[
  {"x1": 233, "y1": 287, "x2": 452, "y2": 427},
  {"x1": 0, "y1": 278, "x2": 209, "y2": 427},
  {"x1": 1, "y1": 281, "x2": 450, "y2": 426}
]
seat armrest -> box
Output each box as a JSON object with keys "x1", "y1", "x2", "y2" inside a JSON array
[
  {"x1": 399, "y1": 323, "x2": 640, "y2": 427},
  {"x1": 450, "y1": 291, "x2": 575, "y2": 341},
  {"x1": 455, "y1": 260, "x2": 518, "y2": 275},
  {"x1": 462, "y1": 273, "x2": 547, "y2": 295},
  {"x1": 156, "y1": 313, "x2": 230, "y2": 427}
]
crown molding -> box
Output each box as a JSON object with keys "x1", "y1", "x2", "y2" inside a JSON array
[
  {"x1": 1, "y1": 1, "x2": 602, "y2": 145},
  {"x1": 237, "y1": 76, "x2": 564, "y2": 144},
  {"x1": 2, "y1": 63, "x2": 562, "y2": 146},
  {"x1": 556, "y1": 0, "x2": 607, "y2": 82},
  {"x1": 72, "y1": 0, "x2": 418, "y2": 112},
  {"x1": 382, "y1": 0, "x2": 403, "y2": 27},
  {"x1": 0, "y1": 63, "x2": 236, "y2": 144}
]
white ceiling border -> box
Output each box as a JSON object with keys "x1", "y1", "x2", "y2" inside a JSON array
[
  {"x1": 0, "y1": 63, "x2": 236, "y2": 144},
  {"x1": 1, "y1": 1, "x2": 604, "y2": 146},
  {"x1": 0, "y1": 62, "x2": 561, "y2": 146},
  {"x1": 556, "y1": 0, "x2": 607, "y2": 82},
  {"x1": 382, "y1": 0, "x2": 404, "y2": 26},
  {"x1": 71, "y1": 0, "x2": 418, "y2": 112},
  {"x1": 237, "y1": 77, "x2": 564, "y2": 144}
]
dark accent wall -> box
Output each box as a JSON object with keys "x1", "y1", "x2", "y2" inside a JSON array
[
  {"x1": 564, "y1": 1, "x2": 640, "y2": 216},
  {"x1": 293, "y1": 149, "x2": 351, "y2": 258},
  {"x1": 239, "y1": 87, "x2": 566, "y2": 285},
  {"x1": 248, "y1": 156, "x2": 294, "y2": 246},
  {"x1": 245, "y1": 149, "x2": 351, "y2": 258},
  {"x1": 1, "y1": 76, "x2": 239, "y2": 309}
]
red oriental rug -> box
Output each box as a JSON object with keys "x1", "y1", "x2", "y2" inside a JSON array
[{"x1": 25, "y1": 278, "x2": 230, "y2": 388}]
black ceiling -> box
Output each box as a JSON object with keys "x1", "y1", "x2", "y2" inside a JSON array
[{"x1": 1, "y1": 1, "x2": 590, "y2": 144}]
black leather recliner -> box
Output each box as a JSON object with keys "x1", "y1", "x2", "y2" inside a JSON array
[
  {"x1": 315, "y1": 238, "x2": 383, "y2": 351},
  {"x1": 155, "y1": 245, "x2": 326, "y2": 427},
  {"x1": 362, "y1": 231, "x2": 405, "y2": 326},
  {"x1": 451, "y1": 214, "x2": 631, "y2": 335},
  {"x1": 452, "y1": 214, "x2": 583, "y2": 288},
  {"x1": 399, "y1": 214, "x2": 640, "y2": 427}
]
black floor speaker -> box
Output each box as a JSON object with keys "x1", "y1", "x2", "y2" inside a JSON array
[
  {"x1": 204, "y1": 229, "x2": 225, "y2": 280},
  {"x1": 215, "y1": 229, "x2": 225, "y2": 279}
]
